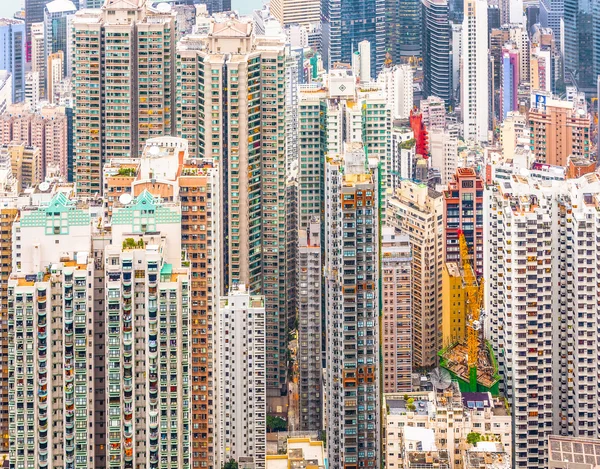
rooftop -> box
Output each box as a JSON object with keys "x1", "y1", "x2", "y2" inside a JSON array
[{"x1": 46, "y1": 0, "x2": 77, "y2": 14}]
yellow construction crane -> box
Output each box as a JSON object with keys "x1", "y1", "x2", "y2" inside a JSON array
[{"x1": 458, "y1": 231, "x2": 484, "y2": 369}]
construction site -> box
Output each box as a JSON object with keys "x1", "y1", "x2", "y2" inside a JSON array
[
  {"x1": 439, "y1": 341, "x2": 500, "y2": 395},
  {"x1": 438, "y1": 232, "x2": 500, "y2": 395}
]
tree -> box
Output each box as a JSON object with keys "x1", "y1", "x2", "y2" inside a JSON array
[
  {"x1": 223, "y1": 460, "x2": 238, "y2": 469},
  {"x1": 466, "y1": 432, "x2": 481, "y2": 445},
  {"x1": 266, "y1": 415, "x2": 288, "y2": 432}
]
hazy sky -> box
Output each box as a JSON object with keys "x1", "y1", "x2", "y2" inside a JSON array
[{"x1": 0, "y1": 0, "x2": 20, "y2": 19}]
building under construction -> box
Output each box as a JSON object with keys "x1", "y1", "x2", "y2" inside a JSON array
[
  {"x1": 438, "y1": 341, "x2": 500, "y2": 395},
  {"x1": 438, "y1": 233, "x2": 500, "y2": 395}
]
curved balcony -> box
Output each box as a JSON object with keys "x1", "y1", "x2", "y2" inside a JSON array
[{"x1": 38, "y1": 338, "x2": 47, "y2": 352}]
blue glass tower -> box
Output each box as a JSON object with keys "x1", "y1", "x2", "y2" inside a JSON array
[{"x1": 321, "y1": 0, "x2": 385, "y2": 77}]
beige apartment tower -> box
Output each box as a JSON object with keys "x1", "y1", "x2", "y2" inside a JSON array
[
  {"x1": 387, "y1": 181, "x2": 443, "y2": 368},
  {"x1": 72, "y1": 0, "x2": 176, "y2": 195},
  {"x1": 177, "y1": 19, "x2": 290, "y2": 412}
]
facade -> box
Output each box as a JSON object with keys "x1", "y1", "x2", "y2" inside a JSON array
[
  {"x1": 422, "y1": 0, "x2": 451, "y2": 106},
  {"x1": 387, "y1": 181, "x2": 443, "y2": 368},
  {"x1": 381, "y1": 226, "x2": 412, "y2": 393},
  {"x1": 72, "y1": 1, "x2": 176, "y2": 195},
  {"x1": 386, "y1": 0, "x2": 422, "y2": 64},
  {"x1": 321, "y1": 0, "x2": 385, "y2": 76},
  {"x1": 500, "y1": 45, "x2": 519, "y2": 121},
  {"x1": 217, "y1": 285, "x2": 266, "y2": 469},
  {"x1": 0, "y1": 19, "x2": 25, "y2": 103},
  {"x1": 177, "y1": 20, "x2": 289, "y2": 401},
  {"x1": 24, "y1": 71, "x2": 40, "y2": 111},
  {"x1": 47, "y1": 51, "x2": 64, "y2": 104},
  {"x1": 443, "y1": 168, "x2": 484, "y2": 276},
  {"x1": 421, "y1": 95, "x2": 446, "y2": 129},
  {"x1": 297, "y1": 70, "x2": 390, "y2": 230},
  {"x1": 529, "y1": 96, "x2": 591, "y2": 166},
  {"x1": 442, "y1": 262, "x2": 467, "y2": 346},
  {"x1": 106, "y1": 190, "x2": 191, "y2": 469},
  {"x1": 0, "y1": 72, "x2": 12, "y2": 115},
  {"x1": 390, "y1": 123, "x2": 415, "y2": 188},
  {"x1": 563, "y1": 0, "x2": 596, "y2": 91},
  {"x1": 30, "y1": 22, "x2": 45, "y2": 99},
  {"x1": 44, "y1": 0, "x2": 77, "y2": 78},
  {"x1": 297, "y1": 218, "x2": 323, "y2": 431},
  {"x1": 485, "y1": 173, "x2": 600, "y2": 468},
  {"x1": 462, "y1": 0, "x2": 488, "y2": 142},
  {"x1": 325, "y1": 144, "x2": 380, "y2": 469},
  {"x1": 377, "y1": 64, "x2": 413, "y2": 120},
  {"x1": 428, "y1": 128, "x2": 458, "y2": 185},
  {"x1": 270, "y1": 0, "x2": 320, "y2": 26}
]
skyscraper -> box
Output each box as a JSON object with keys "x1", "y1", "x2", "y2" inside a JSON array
[
  {"x1": 325, "y1": 143, "x2": 380, "y2": 469},
  {"x1": 44, "y1": 0, "x2": 77, "y2": 77},
  {"x1": 381, "y1": 227, "x2": 412, "y2": 393},
  {"x1": 422, "y1": 0, "x2": 451, "y2": 105},
  {"x1": 217, "y1": 286, "x2": 266, "y2": 469},
  {"x1": 443, "y1": 167, "x2": 484, "y2": 276},
  {"x1": 539, "y1": 0, "x2": 563, "y2": 45},
  {"x1": 462, "y1": 0, "x2": 488, "y2": 142},
  {"x1": 387, "y1": 181, "x2": 443, "y2": 368},
  {"x1": 386, "y1": 0, "x2": 422, "y2": 64},
  {"x1": 72, "y1": 1, "x2": 176, "y2": 195},
  {"x1": 0, "y1": 19, "x2": 25, "y2": 103},
  {"x1": 177, "y1": 18, "x2": 289, "y2": 404},
  {"x1": 321, "y1": 0, "x2": 385, "y2": 76},
  {"x1": 563, "y1": 0, "x2": 597, "y2": 90},
  {"x1": 485, "y1": 173, "x2": 600, "y2": 468},
  {"x1": 297, "y1": 218, "x2": 323, "y2": 431}
]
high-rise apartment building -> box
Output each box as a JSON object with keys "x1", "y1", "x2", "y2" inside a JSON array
[
  {"x1": 462, "y1": 0, "x2": 489, "y2": 142},
  {"x1": 485, "y1": 173, "x2": 600, "y2": 468},
  {"x1": 381, "y1": 226, "x2": 412, "y2": 393},
  {"x1": 24, "y1": 0, "x2": 56, "y2": 62},
  {"x1": 297, "y1": 70, "x2": 390, "y2": 230},
  {"x1": 177, "y1": 19, "x2": 289, "y2": 401},
  {"x1": 387, "y1": 181, "x2": 443, "y2": 368},
  {"x1": 30, "y1": 22, "x2": 45, "y2": 99},
  {"x1": 2, "y1": 142, "x2": 42, "y2": 191},
  {"x1": 0, "y1": 19, "x2": 25, "y2": 103},
  {"x1": 72, "y1": 1, "x2": 176, "y2": 195},
  {"x1": 217, "y1": 285, "x2": 266, "y2": 469},
  {"x1": 47, "y1": 51, "x2": 64, "y2": 104},
  {"x1": 8, "y1": 191, "x2": 95, "y2": 469},
  {"x1": 325, "y1": 144, "x2": 380, "y2": 469},
  {"x1": 500, "y1": 45, "x2": 519, "y2": 121},
  {"x1": 270, "y1": 0, "x2": 320, "y2": 27},
  {"x1": 321, "y1": 0, "x2": 385, "y2": 76},
  {"x1": 422, "y1": 0, "x2": 451, "y2": 106},
  {"x1": 102, "y1": 136, "x2": 222, "y2": 469},
  {"x1": 377, "y1": 64, "x2": 413, "y2": 120},
  {"x1": 443, "y1": 168, "x2": 484, "y2": 276},
  {"x1": 25, "y1": 71, "x2": 40, "y2": 110},
  {"x1": 105, "y1": 195, "x2": 191, "y2": 469},
  {"x1": 297, "y1": 217, "x2": 322, "y2": 431},
  {"x1": 529, "y1": 95, "x2": 591, "y2": 166},
  {"x1": 428, "y1": 128, "x2": 458, "y2": 185}
]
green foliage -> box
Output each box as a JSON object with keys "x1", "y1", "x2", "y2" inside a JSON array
[
  {"x1": 117, "y1": 167, "x2": 136, "y2": 177},
  {"x1": 223, "y1": 460, "x2": 238, "y2": 469},
  {"x1": 399, "y1": 138, "x2": 416, "y2": 150},
  {"x1": 266, "y1": 415, "x2": 288, "y2": 432},
  {"x1": 122, "y1": 238, "x2": 137, "y2": 249},
  {"x1": 466, "y1": 432, "x2": 482, "y2": 445}
]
